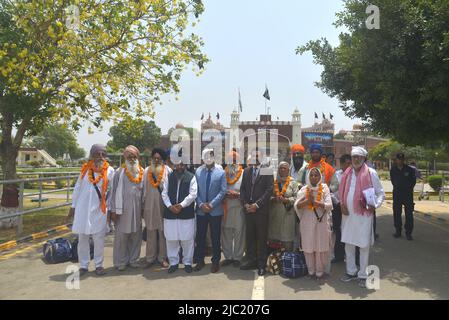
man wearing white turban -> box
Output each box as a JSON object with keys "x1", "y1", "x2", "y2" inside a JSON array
[{"x1": 338, "y1": 146, "x2": 385, "y2": 288}]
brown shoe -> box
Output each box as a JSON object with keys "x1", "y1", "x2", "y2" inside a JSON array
[
  {"x1": 211, "y1": 264, "x2": 220, "y2": 273},
  {"x1": 159, "y1": 260, "x2": 169, "y2": 268}
]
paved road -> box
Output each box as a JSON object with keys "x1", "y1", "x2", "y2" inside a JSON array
[{"x1": 1, "y1": 206, "x2": 448, "y2": 300}]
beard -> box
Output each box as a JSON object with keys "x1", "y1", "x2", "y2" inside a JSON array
[
  {"x1": 94, "y1": 159, "x2": 104, "y2": 170},
  {"x1": 126, "y1": 159, "x2": 140, "y2": 176},
  {"x1": 151, "y1": 162, "x2": 162, "y2": 177}
]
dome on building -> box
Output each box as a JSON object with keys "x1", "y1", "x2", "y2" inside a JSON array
[{"x1": 175, "y1": 123, "x2": 185, "y2": 129}]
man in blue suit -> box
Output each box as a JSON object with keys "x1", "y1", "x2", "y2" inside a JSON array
[{"x1": 193, "y1": 149, "x2": 227, "y2": 273}]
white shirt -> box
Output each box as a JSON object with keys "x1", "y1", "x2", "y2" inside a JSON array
[
  {"x1": 161, "y1": 172, "x2": 198, "y2": 208},
  {"x1": 71, "y1": 166, "x2": 115, "y2": 235}
]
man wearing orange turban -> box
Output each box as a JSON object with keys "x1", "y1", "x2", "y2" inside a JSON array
[{"x1": 290, "y1": 144, "x2": 306, "y2": 183}]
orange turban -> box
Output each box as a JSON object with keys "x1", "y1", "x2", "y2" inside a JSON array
[{"x1": 291, "y1": 144, "x2": 305, "y2": 155}]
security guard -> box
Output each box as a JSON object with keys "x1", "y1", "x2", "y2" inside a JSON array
[{"x1": 390, "y1": 153, "x2": 416, "y2": 240}]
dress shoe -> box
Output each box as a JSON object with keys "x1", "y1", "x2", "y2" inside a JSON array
[
  {"x1": 211, "y1": 264, "x2": 220, "y2": 273},
  {"x1": 220, "y1": 259, "x2": 234, "y2": 267},
  {"x1": 233, "y1": 260, "x2": 241, "y2": 268},
  {"x1": 193, "y1": 261, "x2": 205, "y2": 272},
  {"x1": 257, "y1": 268, "x2": 266, "y2": 276},
  {"x1": 240, "y1": 262, "x2": 257, "y2": 270},
  {"x1": 95, "y1": 267, "x2": 106, "y2": 276},
  {"x1": 168, "y1": 264, "x2": 179, "y2": 274},
  {"x1": 406, "y1": 234, "x2": 413, "y2": 241},
  {"x1": 393, "y1": 232, "x2": 401, "y2": 238},
  {"x1": 184, "y1": 265, "x2": 193, "y2": 273},
  {"x1": 79, "y1": 268, "x2": 88, "y2": 277}
]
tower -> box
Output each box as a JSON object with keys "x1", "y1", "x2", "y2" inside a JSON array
[{"x1": 292, "y1": 107, "x2": 302, "y2": 144}]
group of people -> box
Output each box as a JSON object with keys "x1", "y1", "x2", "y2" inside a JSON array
[{"x1": 69, "y1": 141, "x2": 391, "y2": 289}]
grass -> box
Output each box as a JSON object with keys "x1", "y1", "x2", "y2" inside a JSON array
[
  {"x1": 24, "y1": 188, "x2": 73, "y2": 196},
  {"x1": 0, "y1": 198, "x2": 71, "y2": 244}
]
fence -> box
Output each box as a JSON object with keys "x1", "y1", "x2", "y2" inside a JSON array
[{"x1": 0, "y1": 173, "x2": 78, "y2": 237}]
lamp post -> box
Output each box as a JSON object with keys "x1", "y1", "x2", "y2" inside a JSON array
[{"x1": 434, "y1": 152, "x2": 439, "y2": 174}]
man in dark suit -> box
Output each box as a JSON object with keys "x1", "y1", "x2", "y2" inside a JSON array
[{"x1": 239, "y1": 149, "x2": 274, "y2": 276}]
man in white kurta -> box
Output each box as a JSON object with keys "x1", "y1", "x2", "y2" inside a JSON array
[
  {"x1": 161, "y1": 160, "x2": 198, "y2": 274},
  {"x1": 339, "y1": 146, "x2": 385, "y2": 288},
  {"x1": 69, "y1": 144, "x2": 115, "y2": 276},
  {"x1": 110, "y1": 146, "x2": 144, "y2": 271}
]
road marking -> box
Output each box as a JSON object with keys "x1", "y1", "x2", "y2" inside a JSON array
[
  {"x1": 251, "y1": 275, "x2": 265, "y2": 300},
  {"x1": 0, "y1": 231, "x2": 72, "y2": 261}
]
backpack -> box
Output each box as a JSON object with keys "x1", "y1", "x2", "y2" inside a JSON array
[
  {"x1": 71, "y1": 237, "x2": 94, "y2": 262},
  {"x1": 281, "y1": 251, "x2": 308, "y2": 278},
  {"x1": 266, "y1": 248, "x2": 285, "y2": 275},
  {"x1": 43, "y1": 238, "x2": 73, "y2": 264}
]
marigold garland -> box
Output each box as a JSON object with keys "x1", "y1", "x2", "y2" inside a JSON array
[
  {"x1": 274, "y1": 176, "x2": 292, "y2": 197},
  {"x1": 80, "y1": 160, "x2": 110, "y2": 214},
  {"x1": 307, "y1": 158, "x2": 326, "y2": 175},
  {"x1": 225, "y1": 165, "x2": 243, "y2": 185},
  {"x1": 306, "y1": 183, "x2": 324, "y2": 210},
  {"x1": 123, "y1": 164, "x2": 144, "y2": 184},
  {"x1": 148, "y1": 164, "x2": 165, "y2": 188}
]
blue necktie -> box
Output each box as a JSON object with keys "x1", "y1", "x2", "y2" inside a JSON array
[{"x1": 205, "y1": 169, "x2": 212, "y2": 202}]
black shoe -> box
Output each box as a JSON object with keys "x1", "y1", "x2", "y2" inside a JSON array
[
  {"x1": 193, "y1": 261, "x2": 205, "y2": 272},
  {"x1": 168, "y1": 264, "x2": 179, "y2": 274},
  {"x1": 233, "y1": 260, "x2": 241, "y2": 268},
  {"x1": 79, "y1": 268, "x2": 88, "y2": 277},
  {"x1": 220, "y1": 259, "x2": 234, "y2": 267},
  {"x1": 184, "y1": 265, "x2": 193, "y2": 273},
  {"x1": 257, "y1": 268, "x2": 266, "y2": 276},
  {"x1": 240, "y1": 262, "x2": 258, "y2": 270},
  {"x1": 211, "y1": 263, "x2": 220, "y2": 273},
  {"x1": 393, "y1": 232, "x2": 401, "y2": 238},
  {"x1": 406, "y1": 234, "x2": 413, "y2": 241}
]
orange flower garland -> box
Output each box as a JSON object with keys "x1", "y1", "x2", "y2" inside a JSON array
[
  {"x1": 225, "y1": 165, "x2": 243, "y2": 185},
  {"x1": 274, "y1": 176, "x2": 292, "y2": 197},
  {"x1": 148, "y1": 165, "x2": 165, "y2": 188},
  {"x1": 123, "y1": 164, "x2": 144, "y2": 184},
  {"x1": 306, "y1": 183, "x2": 324, "y2": 210},
  {"x1": 307, "y1": 158, "x2": 326, "y2": 175},
  {"x1": 80, "y1": 160, "x2": 110, "y2": 214}
]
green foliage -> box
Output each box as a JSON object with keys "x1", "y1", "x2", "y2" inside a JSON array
[
  {"x1": 26, "y1": 160, "x2": 41, "y2": 168},
  {"x1": 297, "y1": 0, "x2": 449, "y2": 145},
  {"x1": 428, "y1": 175, "x2": 444, "y2": 192},
  {"x1": 107, "y1": 116, "x2": 161, "y2": 152}
]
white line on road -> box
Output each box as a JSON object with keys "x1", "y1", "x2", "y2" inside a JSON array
[{"x1": 251, "y1": 275, "x2": 265, "y2": 300}]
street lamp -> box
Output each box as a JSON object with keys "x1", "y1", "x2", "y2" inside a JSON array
[{"x1": 434, "y1": 152, "x2": 439, "y2": 173}]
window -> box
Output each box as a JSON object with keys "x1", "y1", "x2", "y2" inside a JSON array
[{"x1": 25, "y1": 154, "x2": 30, "y2": 161}]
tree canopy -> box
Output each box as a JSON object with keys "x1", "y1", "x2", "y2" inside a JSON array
[{"x1": 297, "y1": 0, "x2": 449, "y2": 145}]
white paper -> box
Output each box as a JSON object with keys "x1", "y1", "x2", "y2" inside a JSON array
[{"x1": 363, "y1": 187, "x2": 377, "y2": 208}]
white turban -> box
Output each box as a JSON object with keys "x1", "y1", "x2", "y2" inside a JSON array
[
  {"x1": 202, "y1": 148, "x2": 214, "y2": 161},
  {"x1": 351, "y1": 146, "x2": 368, "y2": 157}
]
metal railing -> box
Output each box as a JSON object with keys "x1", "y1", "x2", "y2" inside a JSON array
[{"x1": 0, "y1": 173, "x2": 78, "y2": 237}]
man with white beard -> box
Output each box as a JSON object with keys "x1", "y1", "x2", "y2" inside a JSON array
[
  {"x1": 68, "y1": 144, "x2": 115, "y2": 276},
  {"x1": 142, "y1": 148, "x2": 172, "y2": 269},
  {"x1": 339, "y1": 146, "x2": 385, "y2": 288},
  {"x1": 110, "y1": 145, "x2": 144, "y2": 271}
]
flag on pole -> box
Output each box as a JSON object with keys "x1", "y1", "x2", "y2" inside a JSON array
[
  {"x1": 330, "y1": 113, "x2": 334, "y2": 120},
  {"x1": 201, "y1": 113, "x2": 204, "y2": 120},
  {"x1": 314, "y1": 112, "x2": 318, "y2": 119},
  {"x1": 263, "y1": 85, "x2": 270, "y2": 101},
  {"x1": 238, "y1": 88, "x2": 243, "y2": 112},
  {"x1": 322, "y1": 113, "x2": 326, "y2": 120},
  {"x1": 216, "y1": 112, "x2": 220, "y2": 120}
]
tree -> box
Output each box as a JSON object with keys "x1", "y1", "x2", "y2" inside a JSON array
[
  {"x1": 107, "y1": 116, "x2": 161, "y2": 152},
  {"x1": 31, "y1": 124, "x2": 85, "y2": 160},
  {"x1": 297, "y1": 0, "x2": 449, "y2": 146},
  {"x1": 0, "y1": 0, "x2": 207, "y2": 206}
]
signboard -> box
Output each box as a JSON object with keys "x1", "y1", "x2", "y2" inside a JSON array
[{"x1": 302, "y1": 132, "x2": 333, "y2": 151}]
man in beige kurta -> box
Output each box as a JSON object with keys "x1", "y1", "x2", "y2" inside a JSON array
[
  {"x1": 142, "y1": 148, "x2": 172, "y2": 268},
  {"x1": 221, "y1": 151, "x2": 245, "y2": 268},
  {"x1": 110, "y1": 145, "x2": 144, "y2": 271}
]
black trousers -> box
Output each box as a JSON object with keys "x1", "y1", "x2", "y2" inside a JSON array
[
  {"x1": 393, "y1": 193, "x2": 414, "y2": 235},
  {"x1": 245, "y1": 212, "x2": 269, "y2": 268},
  {"x1": 194, "y1": 214, "x2": 222, "y2": 265},
  {"x1": 332, "y1": 203, "x2": 345, "y2": 260}
]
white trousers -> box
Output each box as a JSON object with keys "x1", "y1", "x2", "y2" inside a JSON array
[
  {"x1": 166, "y1": 240, "x2": 194, "y2": 266},
  {"x1": 345, "y1": 244, "x2": 370, "y2": 279},
  {"x1": 113, "y1": 230, "x2": 142, "y2": 267},
  {"x1": 78, "y1": 231, "x2": 105, "y2": 269}
]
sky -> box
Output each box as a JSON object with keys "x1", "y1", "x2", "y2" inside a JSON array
[{"x1": 77, "y1": 0, "x2": 360, "y2": 152}]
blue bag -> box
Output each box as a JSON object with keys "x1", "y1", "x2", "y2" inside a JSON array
[
  {"x1": 281, "y1": 251, "x2": 308, "y2": 278},
  {"x1": 43, "y1": 238, "x2": 73, "y2": 264}
]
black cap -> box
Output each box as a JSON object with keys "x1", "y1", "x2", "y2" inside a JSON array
[{"x1": 396, "y1": 153, "x2": 405, "y2": 160}]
